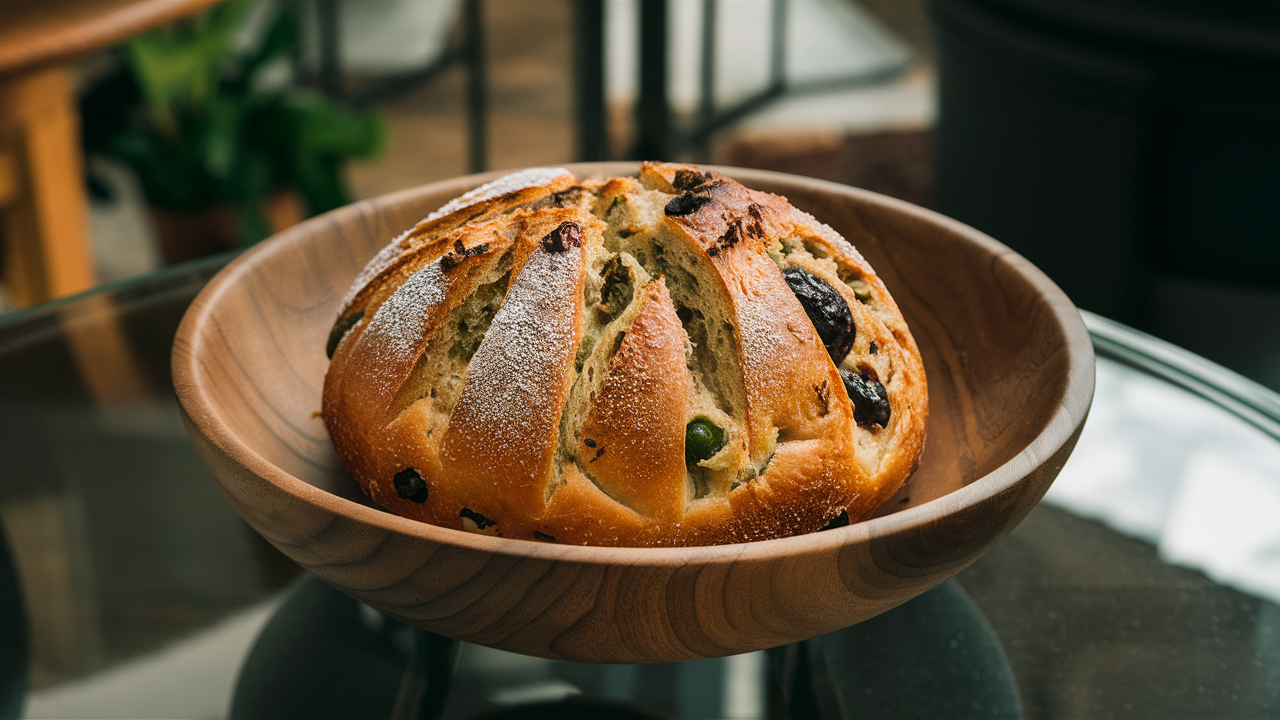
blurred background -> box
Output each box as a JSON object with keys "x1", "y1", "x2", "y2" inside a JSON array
[
  {"x1": 2, "y1": 4, "x2": 1280, "y2": 718},
  {"x1": 1, "y1": 0, "x2": 1278, "y2": 392}
]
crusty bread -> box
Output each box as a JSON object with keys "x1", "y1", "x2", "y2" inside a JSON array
[{"x1": 322, "y1": 163, "x2": 927, "y2": 547}]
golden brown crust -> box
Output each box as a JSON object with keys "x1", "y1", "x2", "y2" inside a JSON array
[
  {"x1": 574, "y1": 279, "x2": 690, "y2": 523},
  {"x1": 774, "y1": 203, "x2": 929, "y2": 519},
  {"x1": 323, "y1": 163, "x2": 928, "y2": 546},
  {"x1": 333, "y1": 168, "x2": 577, "y2": 331},
  {"x1": 438, "y1": 209, "x2": 595, "y2": 521}
]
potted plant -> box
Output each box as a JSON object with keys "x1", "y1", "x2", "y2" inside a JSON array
[{"x1": 81, "y1": 1, "x2": 385, "y2": 265}]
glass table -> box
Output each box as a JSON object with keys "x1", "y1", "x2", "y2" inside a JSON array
[{"x1": 0, "y1": 254, "x2": 1277, "y2": 719}]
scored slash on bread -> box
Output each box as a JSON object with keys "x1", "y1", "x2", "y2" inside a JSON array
[{"x1": 322, "y1": 162, "x2": 928, "y2": 547}]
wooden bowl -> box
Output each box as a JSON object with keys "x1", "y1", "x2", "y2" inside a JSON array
[{"x1": 173, "y1": 163, "x2": 1094, "y2": 663}]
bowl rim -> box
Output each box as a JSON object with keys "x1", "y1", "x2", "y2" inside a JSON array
[{"x1": 173, "y1": 162, "x2": 1095, "y2": 565}]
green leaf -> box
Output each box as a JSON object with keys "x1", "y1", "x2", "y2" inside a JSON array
[
  {"x1": 85, "y1": 0, "x2": 387, "y2": 244},
  {"x1": 237, "y1": 155, "x2": 275, "y2": 245},
  {"x1": 241, "y1": 8, "x2": 299, "y2": 79},
  {"x1": 278, "y1": 89, "x2": 386, "y2": 157},
  {"x1": 290, "y1": 154, "x2": 350, "y2": 215},
  {"x1": 202, "y1": 94, "x2": 246, "y2": 179},
  {"x1": 125, "y1": 0, "x2": 251, "y2": 135},
  {"x1": 247, "y1": 89, "x2": 385, "y2": 214},
  {"x1": 106, "y1": 127, "x2": 203, "y2": 210}
]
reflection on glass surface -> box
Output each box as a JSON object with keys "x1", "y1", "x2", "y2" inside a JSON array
[
  {"x1": 957, "y1": 312, "x2": 1280, "y2": 719},
  {"x1": 0, "y1": 256, "x2": 300, "y2": 718},
  {"x1": 0, "y1": 263, "x2": 1278, "y2": 718},
  {"x1": 1046, "y1": 357, "x2": 1280, "y2": 603}
]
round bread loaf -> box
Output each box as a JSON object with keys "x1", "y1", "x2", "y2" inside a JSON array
[{"x1": 322, "y1": 163, "x2": 927, "y2": 547}]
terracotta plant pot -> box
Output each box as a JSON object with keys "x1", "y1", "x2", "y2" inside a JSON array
[{"x1": 150, "y1": 191, "x2": 304, "y2": 266}]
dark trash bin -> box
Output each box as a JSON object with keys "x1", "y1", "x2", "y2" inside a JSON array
[{"x1": 932, "y1": 0, "x2": 1280, "y2": 325}]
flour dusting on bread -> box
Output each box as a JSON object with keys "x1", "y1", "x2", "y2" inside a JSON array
[{"x1": 426, "y1": 167, "x2": 571, "y2": 223}]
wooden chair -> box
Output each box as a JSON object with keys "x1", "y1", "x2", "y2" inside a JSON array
[{"x1": 0, "y1": 0, "x2": 216, "y2": 307}]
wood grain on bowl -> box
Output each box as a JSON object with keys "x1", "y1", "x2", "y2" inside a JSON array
[{"x1": 173, "y1": 163, "x2": 1093, "y2": 663}]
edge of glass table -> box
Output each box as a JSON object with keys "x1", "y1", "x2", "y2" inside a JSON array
[{"x1": 2, "y1": 257, "x2": 1279, "y2": 719}]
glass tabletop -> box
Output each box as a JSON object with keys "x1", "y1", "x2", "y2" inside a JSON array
[{"x1": 0, "y1": 255, "x2": 1276, "y2": 719}]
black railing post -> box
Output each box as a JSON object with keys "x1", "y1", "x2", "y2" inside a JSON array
[
  {"x1": 770, "y1": 0, "x2": 789, "y2": 92},
  {"x1": 388, "y1": 630, "x2": 460, "y2": 720},
  {"x1": 694, "y1": 0, "x2": 718, "y2": 161},
  {"x1": 316, "y1": 0, "x2": 343, "y2": 98},
  {"x1": 574, "y1": 0, "x2": 608, "y2": 161},
  {"x1": 464, "y1": 0, "x2": 487, "y2": 173},
  {"x1": 634, "y1": 0, "x2": 670, "y2": 160}
]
